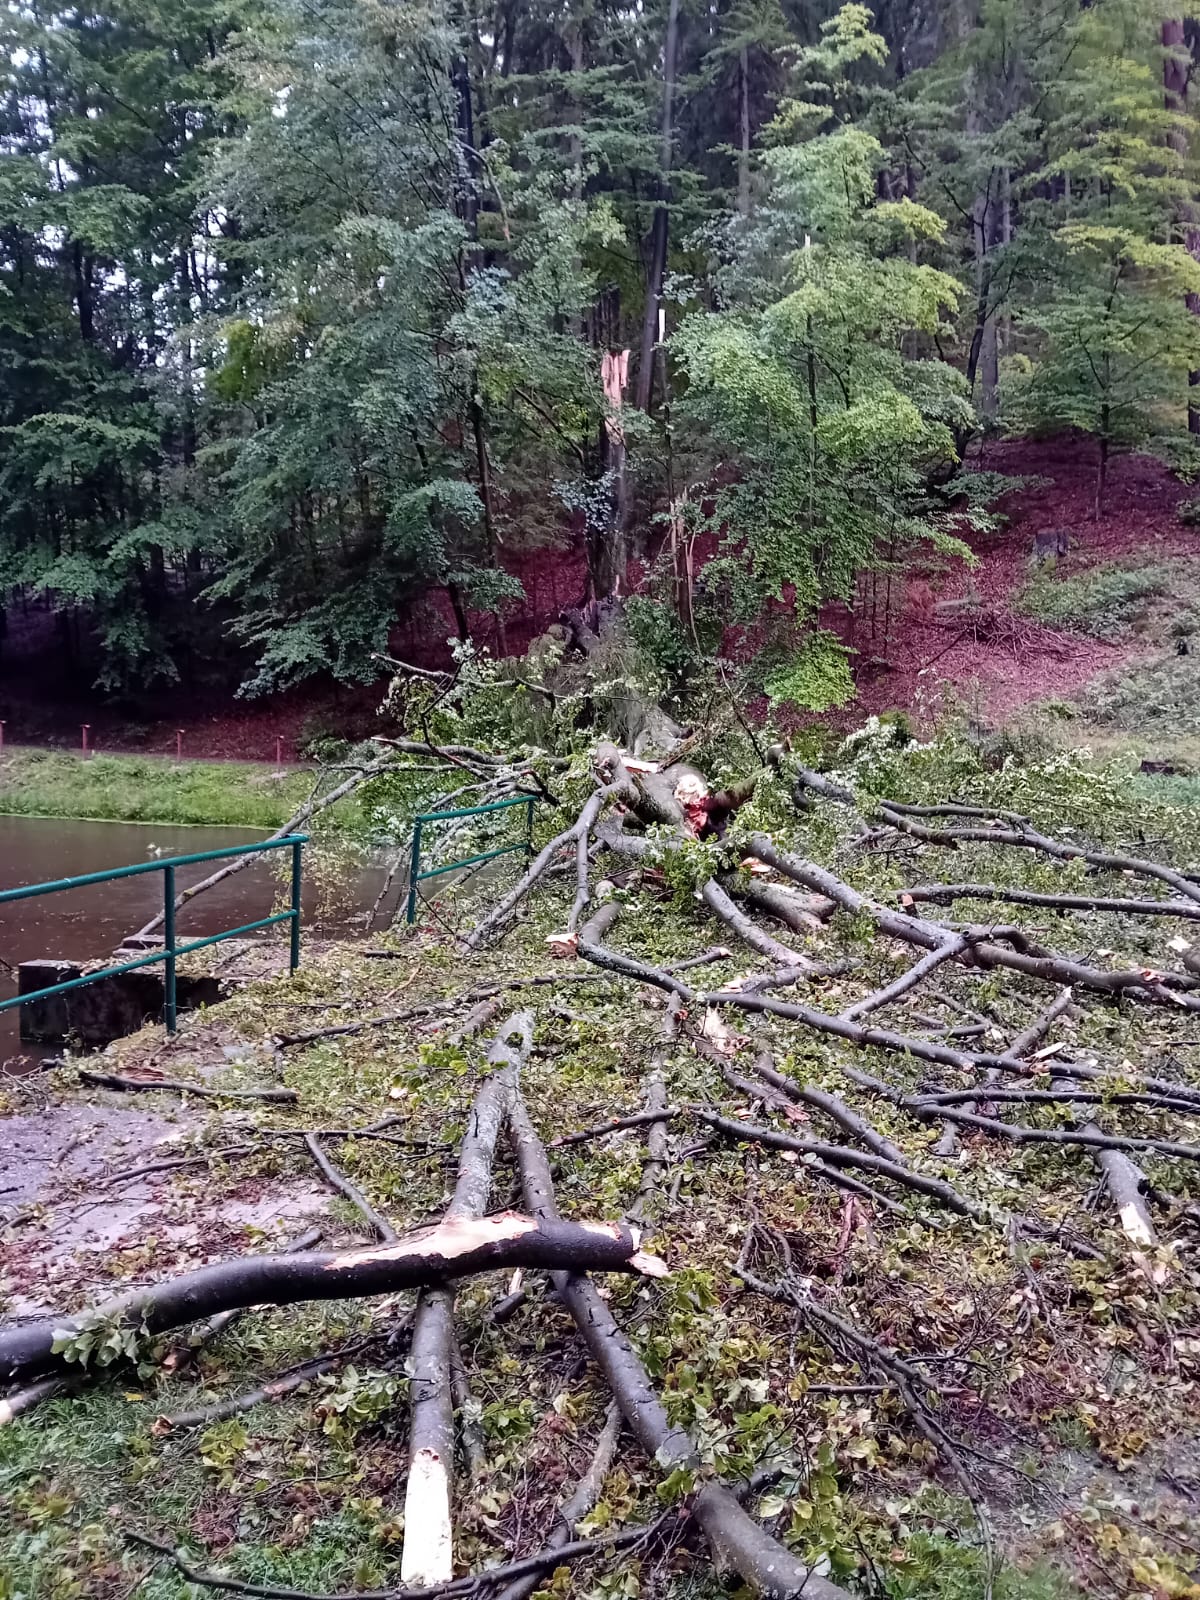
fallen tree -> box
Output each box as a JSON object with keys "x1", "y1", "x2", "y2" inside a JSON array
[{"x1": 10, "y1": 717, "x2": 1200, "y2": 1598}]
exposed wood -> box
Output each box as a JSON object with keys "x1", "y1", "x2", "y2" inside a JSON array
[{"x1": 0, "y1": 1212, "x2": 651, "y2": 1386}]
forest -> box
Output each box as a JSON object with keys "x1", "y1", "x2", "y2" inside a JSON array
[
  {"x1": 4, "y1": 1, "x2": 1200, "y2": 1599},
  {"x1": 3, "y1": 0, "x2": 1200, "y2": 711}
]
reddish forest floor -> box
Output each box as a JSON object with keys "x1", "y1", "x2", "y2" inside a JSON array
[
  {"x1": 0, "y1": 434, "x2": 1193, "y2": 760},
  {"x1": 825, "y1": 435, "x2": 1197, "y2": 728}
]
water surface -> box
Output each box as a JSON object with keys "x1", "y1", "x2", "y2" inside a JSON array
[{"x1": 0, "y1": 816, "x2": 396, "y2": 1066}]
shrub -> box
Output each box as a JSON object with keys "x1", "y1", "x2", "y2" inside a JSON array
[
  {"x1": 1077, "y1": 652, "x2": 1200, "y2": 733},
  {"x1": 1015, "y1": 561, "x2": 1174, "y2": 638},
  {"x1": 764, "y1": 631, "x2": 855, "y2": 712},
  {"x1": 1178, "y1": 496, "x2": 1200, "y2": 527}
]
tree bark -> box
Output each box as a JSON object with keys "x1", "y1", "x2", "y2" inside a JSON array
[
  {"x1": 506, "y1": 1093, "x2": 851, "y2": 1599},
  {"x1": 1163, "y1": 18, "x2": 1200, "y2": 434},
  {"x1": 402, "y1": 1014, "x2": 532, "y2": 1586},
  {"x1": 738, "y1": 46, "x2": 752, "y2": 217},
  {"x1": 634, "y1": 0, "x2": 681, "y2": 414},
  {"x1": 0, "y1": 1214, "x2": 651, "y2": 1386}
]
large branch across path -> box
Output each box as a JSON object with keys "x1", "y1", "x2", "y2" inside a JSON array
[
  {"x1": 904, "y1": 882, "x2": 1200, "y2": 919},
  {"x1": 0, "y1": 1214, "x2": 655, "y2": 1385},
  {"x1": 573, "y1": 921, "x2": 1200, "y2": 1180},
  {"x1": 746, "y1": 836, "x2": 1200, "y2": 1011},
  {"x1": 787, "y1": 763, "x2": 1200, "y2": 907}
]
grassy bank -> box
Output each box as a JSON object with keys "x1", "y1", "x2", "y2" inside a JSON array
[{"x1": 0, "y1": 748, "x2": 363, "y2": 831}]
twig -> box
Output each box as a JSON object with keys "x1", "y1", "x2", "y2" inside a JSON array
[
  {"x1": 103, "y1": 1144, "x2": 262, "y2": 1187},
  {"x1": 304, "y1": 1134, "x2": 399, "y2": 1243},
  {"x1": 78, "y1": 1070, "x2": 297, "y2": 1105},
  {"x1": 158, "y1": 1340, "x2": 378, "y2": 1431},
  {"x1": 494, "y1": 1403, "x2": 623, "y2": 1600},
  {"x1": 126, "y1": 1516, "x2": 674, "y2": 1600},
  {"x1": 839, "y1": 937, "x2": 969, "y2": 1022},
  {"x1": 0, "y1": 1376, "x2": 75, "y2": 1425}
]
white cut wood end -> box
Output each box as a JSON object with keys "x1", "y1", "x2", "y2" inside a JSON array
[{"x1": 400, "y1": 1447, "x2": 453, "y2": 1584}]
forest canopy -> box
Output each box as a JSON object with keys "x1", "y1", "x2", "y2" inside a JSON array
[{"x1": 1, "y1": 0, "x2": 1199, "y2": 698}]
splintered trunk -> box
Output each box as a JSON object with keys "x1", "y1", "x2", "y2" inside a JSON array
[
  {"x1": 1163, "y1": 18, "x2": 1200, "y2": 434},
  {"x1": 593, "y1": 347, "x2": 630, "y2": 599},
  {"x1": 634, "y1": 0, "x2": 681, "y2": 415}
]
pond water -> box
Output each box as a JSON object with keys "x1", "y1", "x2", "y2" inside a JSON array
[{"x1": 0, "y1": 815, "x2": 401, "y2": 1067}]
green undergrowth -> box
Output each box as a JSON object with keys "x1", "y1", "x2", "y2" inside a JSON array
[
  {"x1": 1014, "y1": 559, "x2": 1184, "y2": 640},
  {"x1": 3, "y1": 728, "x2": 1200, "y2": 1599},
  {"x1": 0, "y1": 749, "x2": 368, "y2": 834},
  {"x1": 1072, "y1": 650, "x2": 1200, "y2": 739}
]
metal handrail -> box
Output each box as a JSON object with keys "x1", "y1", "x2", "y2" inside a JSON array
[
  {"x1": 406, "y1": 794, "x2": 535, "y2": 924},
  {"x1": 0, "y1": 834, "x2": 308, "y2": 1034}
]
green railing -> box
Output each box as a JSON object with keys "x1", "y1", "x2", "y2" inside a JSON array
[
  {"x1": 0, "y1": 835, "x2": 308, "y2": 1035},
  {"x1": 407, "y1": 795, "x2": 535, "y2": 924}
]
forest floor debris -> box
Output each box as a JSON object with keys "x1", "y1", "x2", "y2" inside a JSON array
[{"x1": 3, "y1": 729, "x2": 1200, "y2": 1599}]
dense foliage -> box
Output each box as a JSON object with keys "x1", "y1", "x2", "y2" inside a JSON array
[{"x1": 1, "y1": 0, "x2": 1198, "y2": 698}]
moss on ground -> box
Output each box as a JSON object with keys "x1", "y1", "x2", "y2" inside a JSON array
[{"x1": 2, "y1": 732, "x2": 1199, "y2": 1600}]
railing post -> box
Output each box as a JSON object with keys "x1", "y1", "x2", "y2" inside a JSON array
[
  {"x1": 525, "y1": 796, "x2": 534, "y2": 856},
  {"x1": 163, "y1": 863, "x2": 177, "y2": 1034},
  {"x1": 290, "y1": 837, "x2": 303, "y2": 973},
  {"x1": 406, "y1": 816, "x2": 424, "y2": 925}
]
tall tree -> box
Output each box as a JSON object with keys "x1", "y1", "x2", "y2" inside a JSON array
[
  {"x1": 1162, "y1": 15, "x2": 1200, "y2": 434},
  {"x1": 671, "y1": 6, "x2": 976, "y2": 700}
]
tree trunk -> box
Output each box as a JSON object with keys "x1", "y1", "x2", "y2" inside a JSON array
[
  {"x1": 737, "y1": 46, "x2": 751, "y2": 217},
  {"x1": 634, "y1": 0, "x2": 681, "y2": 414},
  {"x1": 1162, "y1": 18, "x2": 1200, "y2": 434},
  {"x1": 70, "y1": 239, "x2": 94, "y2": 343},
  {"x1": 1095, "y1": 426, "x2": 1110, "y2": 520},
  {"x1": 966, "y1": 193, "x2": 997, "y2": 414},
  {"x1": 447, "y1": 580, "x2": 471, "y2": 641},
  {"x1": 470, "y1": 398, "x2": 507, "y2": 653},
  {"x1": 592, "y1": 348, "x2": 630, "y2": 599},
  {"x1": 569, "y1": 22, "x2": 585, "y2": 203},
  {"x1": 452, "y1": 52, "x2": 480, "y2": 236}
]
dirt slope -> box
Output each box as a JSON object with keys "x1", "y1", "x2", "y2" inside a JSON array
[{"x1": 831, "y1": 436, "x2": 1197, "y2": 727}]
